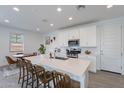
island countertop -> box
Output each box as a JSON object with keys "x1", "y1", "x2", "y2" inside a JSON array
[{"x1": 24, "y1": 55, "x2": 90, "y2": 88}]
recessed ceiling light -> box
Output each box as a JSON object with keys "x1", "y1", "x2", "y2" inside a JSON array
[
  {"x1": 50, "y1": 24, "x2": 54, "y2": 27},
  {"x1": 13, "y1": 7, "x2": 20, "y2": 12},
  {"x1": 36, "y1": 28, "x2": 40, "y2": 31},
  {"x1": 107, "y1": 5, "x2": 113, "y2": 8},
  {"x1": 42, "y1": 19, "x2": 48, "y2": 22},
  {"x1": 4, "y1": 19, "x2": 10, "y2": 23},
  {"x1": 57, "y1": 7, "x2": 62, "y2": 12},
  {"x1": 68, "y1": 17, "x2": 73, "y2": 21}
]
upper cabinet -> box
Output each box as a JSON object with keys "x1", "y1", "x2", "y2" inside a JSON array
[
  {"x1": 80, "y1": 25, "x2": 96, "y2": 47},
  {"x1": 57, "y1": 30, "x2": 68, "y2": 47},
  {"x1": 68, "y1": 28, "x2": 80, "y2": 40},
  {"x1": 54, "y1": 24, "x2": 97, "y2": 48}
]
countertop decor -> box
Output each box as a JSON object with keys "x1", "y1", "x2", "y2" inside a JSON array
[{"x1": 85, "y1": 50, "x2": 91, "y2": 55}]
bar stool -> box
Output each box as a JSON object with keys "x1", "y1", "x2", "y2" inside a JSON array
[
  {"x1": 25, "y1": 60, "x2": 36, "y2": 88},
  {"x1": 34, "y1": 65, "x2": 53, "y2": 88},
  {"x1": 52, "y1": 71, "x2": 71, "y2": 88},
  {"x1": 18, "y1": 59, "x2": 28, "y2": 88}
]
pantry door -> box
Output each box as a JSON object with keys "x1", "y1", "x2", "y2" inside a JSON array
[{"x1": 100, "y1": 24, "x2": 122, "y2": 73}]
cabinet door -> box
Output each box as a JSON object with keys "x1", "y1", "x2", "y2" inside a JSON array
[
  {"x1": 87, "y1": 26, "x2": 96, "y2": 47},
  {"x1": 78, "y1": 55, "x2": 96, "y2": 73},
  {"x1": 80, "y1": 25, "x2": 96, "y2": 47},
  {"x1": 57, "y1": 32, "x2": 63, "y2": 47},
  {"x1": 68, "y1": 28, "x2": 80, "y2": 40},
  {"x1": 57, "y1": 31, "x2": 68, "y2": 47},
  {"x1": 88, "y1": 56, "x2": 97, "y2": 73},
  {"x1": 63, "y1": 31, "x2": 69, "y2": 46},
  {"x1": 80, "y1": 28, "x2": 87, "y2": 47}
]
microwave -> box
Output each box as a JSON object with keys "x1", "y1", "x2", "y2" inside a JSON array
[{"x1": 68, "y1": 39, "x2": 80, "y2": 47}]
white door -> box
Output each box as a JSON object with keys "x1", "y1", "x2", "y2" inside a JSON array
[{"x1": 101, "y1": 24, "x2": 122, "y2": 73}]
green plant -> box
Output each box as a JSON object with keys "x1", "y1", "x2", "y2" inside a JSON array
[{"x1": 38, "y1": 44, "x2": 46, "y2": 54}]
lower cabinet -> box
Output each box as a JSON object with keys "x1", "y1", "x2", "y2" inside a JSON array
[{"x1": 78, "y1": 55, "x2": 96, "y2": 73}]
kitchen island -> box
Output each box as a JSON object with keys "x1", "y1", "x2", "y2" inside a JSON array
[{"x1": 25, "y1": 55, "x2": 90, "y2": 88}]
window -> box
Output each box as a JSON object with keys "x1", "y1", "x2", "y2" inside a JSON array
[{"x1": 9, "y1": 33, "x2": 24, "y2": 52}]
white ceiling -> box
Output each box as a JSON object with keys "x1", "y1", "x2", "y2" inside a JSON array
[{"x1": 0, "y1": 5, "x2": 124, "y2": 33}]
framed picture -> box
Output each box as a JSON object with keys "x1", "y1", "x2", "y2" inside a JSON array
[{"x1": 45, "y1": 36, "x2": 50, "y2": 45}]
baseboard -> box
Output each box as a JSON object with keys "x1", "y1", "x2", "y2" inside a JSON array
[{"x1": 100, "y1": 70, "x2": 121, "y2": 75}]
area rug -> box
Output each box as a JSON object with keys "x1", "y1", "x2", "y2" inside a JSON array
[{"x1": 1, "y1": 65, "x2": 19, "y2": 77}]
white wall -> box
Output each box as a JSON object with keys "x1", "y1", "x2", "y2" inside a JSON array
[{"x1": 0, "y1": 26, "x2": 43, "y2": 66}]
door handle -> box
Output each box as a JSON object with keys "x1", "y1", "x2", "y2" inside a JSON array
[
  {"x1": 121, "y1": 52, "x2": 123, "y2": 56},
  {"x1": 100, "y1": 50, "x2": 103, "y2": 55}
]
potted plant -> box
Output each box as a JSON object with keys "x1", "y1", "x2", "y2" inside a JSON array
[{"x1": 38, "y1": 44, "x2": 46, "y2": 54}]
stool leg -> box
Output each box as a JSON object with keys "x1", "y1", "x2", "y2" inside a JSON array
[
  {"x1": 44, "y1": 83, "x2": 46, "y2": 88},
  {"x1": 21, "y1": 67, "x2": 25, "y2": 88},
  {"x1": 26, "y1": 71, "x2": 29, "y2": 88},
  {"x1": 32, "y1": 74, "x2": 34, "y2": 88},
  {"x1": 36, "y1": 76, "x2": 39, "y2": 88},
  {"x1": 18, "y1": 65, "x2": 21, "y2": 84}
]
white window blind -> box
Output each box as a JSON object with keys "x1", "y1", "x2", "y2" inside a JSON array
[{"x1": 9, "y1": 33, "x2": 24, "y2": 52}]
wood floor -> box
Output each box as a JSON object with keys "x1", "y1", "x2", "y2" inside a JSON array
[
  {"x1": 71, "y1": 70, "x2": 124, "y2": 88},
  {"x1": 0, "y1": 68, "x2": 124, "y2": 88}
]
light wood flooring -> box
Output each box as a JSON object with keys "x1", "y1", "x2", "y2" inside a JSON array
[{"x1": 72, "y1": 70, "x2": 124, "y2": 88}]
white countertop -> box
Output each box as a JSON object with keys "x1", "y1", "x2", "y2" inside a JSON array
[{"x1": 25, "y1": 55, "x2": 90, "y2": 77}]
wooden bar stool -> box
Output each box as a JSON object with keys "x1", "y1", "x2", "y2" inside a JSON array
[
  {"x1": 18, "y1": 59, "x2": 24, "y2": 84},
  {"x1": 34, "y1": 65, "x2": 53, "y2": 88},
  {"x1": 25, "y1": 60, "x2": 36, "y2": 88},
  {"x1": 52, "y1": 71, "x2": 71, "y2": 88}
]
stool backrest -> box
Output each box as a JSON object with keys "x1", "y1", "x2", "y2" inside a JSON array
[
  {"x1": 52, "y1": 71, "x2": 71, "y2": 88},
  {"x1": 6, "y1": 56, "x2": 16, "y2": 64}
]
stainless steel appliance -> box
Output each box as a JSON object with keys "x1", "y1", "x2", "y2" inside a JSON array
[
  {"x1": 68, "y1": 39, "x2": 79, "y2": 47},
  {"x1": 66, "y1": 47, "x2": 81, "y2": 58},
  {"x1": 54, "y1": 47, "x2": 68, "y2": 59}
]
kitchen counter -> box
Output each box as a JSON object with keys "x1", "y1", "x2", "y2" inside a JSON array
[
  {"x1": 25, "y1": 55, "x2": 90, "y2": 88},
  {"x1": 78, "y1": 54, "x2": 97, "y2": 73}
]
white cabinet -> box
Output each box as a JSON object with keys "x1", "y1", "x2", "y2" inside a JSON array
[
  {"x1": 63, "y1": 31, "x2": 69, "y2": 46},
  {"x1": 78, "y1": 55, "x2": 97, "y2": 73},
  {"x1": 79, "y1": 29, "x2": 87, "y2": 46},
  {"x1": 87, "y1": 26, "x2": 96, "y2": 46},
  {"x1": 57, "y1": 30, "x2": 68, "y2": 47},
  {"x1": 80, "y1": 25, "x2": 96, "y2": 47},
  {"x1": 68, "y1": 28, "x2": 80, "y2": 40}
]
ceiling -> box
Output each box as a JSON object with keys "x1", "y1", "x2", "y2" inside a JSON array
[{"x1": 0, "y1": 5, "x2": 124, "y2": 33}]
